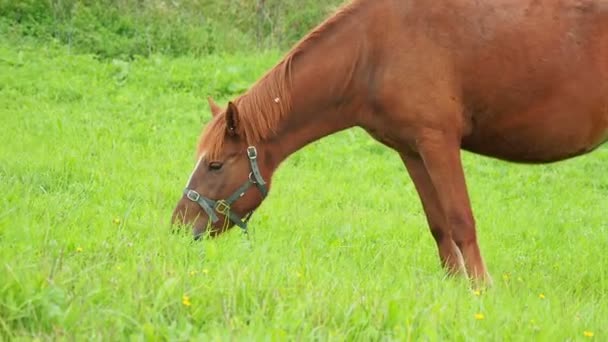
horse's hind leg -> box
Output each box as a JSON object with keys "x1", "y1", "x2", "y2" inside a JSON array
[
  {"x1": 415, "y1": 131, "x2": 491, "y2": 285},
  {"x1": 401, "y1": 152, "x2": 466, "y2": 276}
]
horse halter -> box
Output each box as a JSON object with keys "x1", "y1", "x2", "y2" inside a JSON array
[{"x1": 183, "y1": 146, "x2": 268, "y2": 236}]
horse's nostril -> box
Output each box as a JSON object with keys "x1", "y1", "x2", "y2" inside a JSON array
[{"x1": 192, "y1": 219, "x2": 207, "y2": 239}]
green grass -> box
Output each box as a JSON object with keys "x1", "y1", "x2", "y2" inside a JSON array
[{"x1": 1, "y1": 40, "x2": 607, "y2": 341}]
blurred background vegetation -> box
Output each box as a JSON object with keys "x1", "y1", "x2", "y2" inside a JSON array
[{"x1": 0, "y1": 0, "x2": 345, "y2": 58}]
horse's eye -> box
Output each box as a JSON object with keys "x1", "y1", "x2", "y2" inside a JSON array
[{"x1": 208, "y1": 162, "x2": 223, "y2": 171}]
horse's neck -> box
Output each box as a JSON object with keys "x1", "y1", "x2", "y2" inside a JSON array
[{"x1": 268, "y1": 16, "x2": 372, "y2": 166}]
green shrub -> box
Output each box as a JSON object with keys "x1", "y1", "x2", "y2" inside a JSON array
[{"x1": 0, "y1": 0, "x2": 345, "y2": 58}]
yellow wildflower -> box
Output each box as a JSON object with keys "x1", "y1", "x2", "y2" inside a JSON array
[
  {"x1": 76, "y1": 247, "x2": 83, "y2": 253},
  {"x1": 475, "y1": 313, "x2": 485, "y2": 320},
  {"x1": 539, "y1": 293, "x2": 545, "y2": 299},
  {"x1": 473, "y1": 289, "x2": 481, "y2": 296},
  {"x1": 189, "y1": 270, "x2": 198, "y2": 277},
  {"x1": 182, "y1": 294, "x2": 192, "y2": 307},
  {"x1": 113, "y1": 218, "x2": 121, "y2": 225},
  {"x1": 584, "y1": 331, "x2": 594, "y2": 338}
]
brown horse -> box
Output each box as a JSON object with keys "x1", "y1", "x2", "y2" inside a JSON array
[{"x1": 172, "y1": 0, "x2": 608, "y2": 284}]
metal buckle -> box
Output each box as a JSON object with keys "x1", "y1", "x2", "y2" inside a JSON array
[
  {"x1": 215, "y1": 200, "x2": 230, "y2": 215},
  {"x1": 247, "y1": 146, "x2": 257, "y2": 160},
  {"x1": 186, "y1": 189, "x2": 200, "y2": 202},
  {"x1": 248, "y1": 172, "x2": 257, "y2": 184}
]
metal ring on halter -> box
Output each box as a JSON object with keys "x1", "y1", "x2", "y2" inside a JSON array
[
  {"x1": 214, "y1": 200, "x2": 230, "y2": 215},
  {"x1": 185, "y1": 189, "x2": 200, "y2": 202}
]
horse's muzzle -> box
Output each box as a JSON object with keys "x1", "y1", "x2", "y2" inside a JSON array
[{"x1": 171, "y1": 198, "x2": 210, "y2": 239}]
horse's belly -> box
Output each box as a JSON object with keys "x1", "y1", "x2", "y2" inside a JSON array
[{"x1": 462, "y1": 109, "x2": 608, "y2": 163}]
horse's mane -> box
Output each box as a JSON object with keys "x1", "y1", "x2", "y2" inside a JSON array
[{"x1": 198, "y1": 1, "x2": 361, "y2": 161}]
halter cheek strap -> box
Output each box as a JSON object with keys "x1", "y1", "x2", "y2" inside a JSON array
[{"x1": 183, "y1": 146, "x2": 267, "y2": 236}]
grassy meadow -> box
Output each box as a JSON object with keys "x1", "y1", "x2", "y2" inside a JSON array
[{"x1": 1, "y1": 33, "x2": 608, "y2": 342}]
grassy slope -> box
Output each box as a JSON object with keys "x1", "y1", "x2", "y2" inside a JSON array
[{"x1": 0, "y1": 41, "x2": 606, "y2": 341}]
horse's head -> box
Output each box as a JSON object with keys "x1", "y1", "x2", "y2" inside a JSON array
[{"x1": 171, "y1": 97, "x2": 271, "y2": 238}]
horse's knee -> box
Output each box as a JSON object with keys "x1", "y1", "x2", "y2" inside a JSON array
[
  {"x1": 429, "y1": 225, "x2": 447, "y2": 243},
  {"x1": 447, "y1": 213, "x2": 477, "y2": 246}
]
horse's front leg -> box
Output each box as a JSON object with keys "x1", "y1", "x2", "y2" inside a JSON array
[
  {"x1": 414, "y1": 130, "x2": 491, "y2": 285},
  {"x1": 400, "y1": 152, "x2": 466, "y2": 276}
]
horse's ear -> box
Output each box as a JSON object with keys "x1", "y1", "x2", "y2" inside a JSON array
[
  {"x1": 225, "y1": 101, "x2": 239, "y2": 136},
  {"x1": 207, "y1": 97, "x2": 222, "y2": 117}
]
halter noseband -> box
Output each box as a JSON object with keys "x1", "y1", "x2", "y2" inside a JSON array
[{"x1": 183, "y1": 146, "x2": 267, "y2": 236}]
